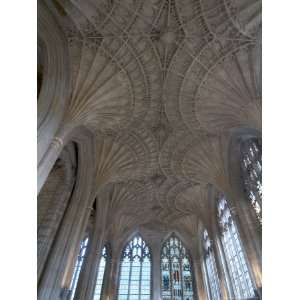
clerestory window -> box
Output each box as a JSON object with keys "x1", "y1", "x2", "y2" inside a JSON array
[
  {"x1": 117, "y1": 235, "x2": 151, "y2": 300},
  {"x1": 161, "y1": 233, "x2": 195, "y2": 300},
  {"x1": 93, "y1": 244, "x2": 111, "y2": 300},
  {"x1": 218, "y1": 197, "x2": 256, "y2": 299},
  {"x1": 240, "y1": 138, "x2": 262, "y2": 223}
]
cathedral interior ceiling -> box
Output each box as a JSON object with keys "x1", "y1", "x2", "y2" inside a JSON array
[{"x1": 43, "y1": 0, "x2": 261, "y2": 238}]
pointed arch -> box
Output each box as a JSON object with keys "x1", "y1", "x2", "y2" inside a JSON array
[
  {"x1": 117, "y1": 234, "x2": 152, "y2": 300},
  {"x1": 161, "y1": 233, "x2": 195, "y2": 300}
]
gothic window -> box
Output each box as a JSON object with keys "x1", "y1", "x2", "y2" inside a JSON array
[
  {"x1": 203, "y1": 230, "x2": 221, "y2": 300},
  {"x1": 161, "y1": 234, "x2": 195, "y2": 300},
  {"x1": 240, "y1": 138, "x2": 262, "y2": 222},
  {"x1": 69, "y1": 237, "x2": 89, "y2": 300},
  {"x1": 93, "y1": 244, "x2": 111, "y2": 300},
  {"x1": 217, "y1": 197, "x2": 255, "y2": 299},
  {"x1": 117, "y1": 235, "x2": 151, "y2": 300}
]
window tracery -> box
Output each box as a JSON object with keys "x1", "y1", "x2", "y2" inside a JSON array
[
  {"x1": 161, "y1": 234, "x2": 195, "y2": 300},
  {"x1": 203, "y1": 230, "x2": 221, "y2": 300},
  {"x1": 117, "y1": 235, "x2": 151, "y2": 300},
  {"x1": 93, "y1": 244, "x2": 110, "y2": 300},
  {"x1": 240, "y1": 138, "x2": 262, "y2": 222},
  {"x1": 69, "y1": 237, "x2": 89, "y2": 300},
  {"x1": 217, "y1": 197, "x2": 255, "y2": 299}
]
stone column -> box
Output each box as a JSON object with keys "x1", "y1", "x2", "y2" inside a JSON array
[
  {"x1": 100, "y1": 249, "x2": 113, "y2": 300},
  {"x1": 75, "y1": 197, "x2": 109, "y2": 300},
  {"x1": 192, "y1": 250, "x2": 207, "y2": 300},
  {"x1": 207, "y1": 220, "x2": 230, "y2": 300},
  {"x1": 151, "y1": 240, "x2": 162, "y2": 300},
  {"x1": 38, "y1": 0, "x2": 70, "y2": 183},
  {"x1": 201, "y1": 258, "x2": 212, "y2": 300},
  {"x1": 106, "y1": 255, "x2": 120, "y2": 300},
  {"x1": 38, "y1": 151, "x2": 76, "y2": 283},
  {"x1": 234, "y1": 204, "x2": 262, "y2": 291},
  {"x1": 233, "y1": 212, "x2": 262, "y2": 298},
  {"x1": 215, "y1": 235, "x2": 235, "y2": 300}
]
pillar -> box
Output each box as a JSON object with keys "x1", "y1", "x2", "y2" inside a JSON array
[
  {"x1": 151, "y1": 239, "x2": 162, "y2": 300},
  {"x1": 37, "y1": 152, "x2": 94, "y2": 300}
]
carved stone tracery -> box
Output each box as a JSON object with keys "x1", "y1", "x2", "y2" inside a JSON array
[{"x1": 38, "y1": 0, "x2": 261, "y2": 296}]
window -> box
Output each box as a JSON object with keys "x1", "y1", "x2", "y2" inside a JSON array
[
  {"x1": 117, "y1": 235, "x2": 151, "y2": 300},
  {"x1": 93, "y1": 244, "x2": 110, "y2": 300},
  {"x1": 69, "y1": 237, "x2": 89, "y2": 300},
  {"x1": 217, "y1": 197, "x2": 255, "y2": 299},
  {"x1": 161, "y1": 234, "x2": 195, "y2": 300},
  {"x1": 203, "y1": 230, "x2": 221, "y2": 300},
  {"x1": 240, "y1": 138, "x2": 262, "y2": 222}
]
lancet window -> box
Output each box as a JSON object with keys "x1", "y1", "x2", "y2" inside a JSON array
[
  {"x1": 203, "y1": 230, "x2": 221, "y2": 300},
  {"x1": 217, "y1": 197, "x2": 255, "y2": 299},
  {"x1": 161, "y1": 234, "x2": 195, "y2": 300},
  {"x1": 93, "y1": 244, "x2": 111, "y2": 300},
  {"x1": 117, "y1": 235, "x2": 151, "y2": 300},
  {"x1": 69, "y1": 237, "x2": 89, "y2": 300},
  {"x1": 240, "y1": 138, "x2": 262, "y2": 222}
]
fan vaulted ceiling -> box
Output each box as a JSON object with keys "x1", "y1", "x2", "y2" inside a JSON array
[{"x1": 42, "y1": 0, "x2": 261, "y2": 240}]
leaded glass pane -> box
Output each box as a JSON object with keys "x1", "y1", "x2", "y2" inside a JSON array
[
  {"x1": 203, "y1": 230, "x2": 221, "y2": 300},
  {"x1": 161, "y1": 234, "x2": 195, "y2": 300},
  {"x1": 218, "y1": 197, "x2": 256, "y2": 299},
  {"x1": 241, "y1": 138, "x2": 262, "y2": 222},
  {"x1": 69, "y1": 237, "x2": 89, "y2": 300},
  {"x1": 93, "y1": 245, "x2": 110, "y2": 300},
  {"x1": 117, "y1": 235, "x2": 151, "y2": 300}
]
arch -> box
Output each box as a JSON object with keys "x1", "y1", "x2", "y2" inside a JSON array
[
  {"x1": 117, "y1": 234, "x2": 152, "y2": 300},
  {"x1": 38, "y1": 127, "x2": 96, "y2": 300},
  {"x1": 37, "y1": 142, "x2": 77, "y2": 282},
  {"x1": 225, "y1": 128, "x2": 262, "y2": 286},
  {"x1": 38, "y1": 124, "x2": 95, "y2": 194},
  {"x1": 161, "y1": 230, "x2": 193, "y2": 251},
  {"x1": 37, "y1": 0, "x2": 71, "y2": 166},
  {"x1": 161, "y1": 233, "x2": 196, "y2": 300}
]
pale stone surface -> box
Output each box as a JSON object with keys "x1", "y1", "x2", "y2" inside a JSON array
[{"x1": 38, "y1": 0, "x2": 262, "y2": 299}]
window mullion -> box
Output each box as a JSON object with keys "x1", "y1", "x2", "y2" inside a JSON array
[
  {"x1": 169, "y1": 252, "x2": 174, "y2": 300},
  {"x1": 179, "y1": 255, "x2": 184, "y2": 299}
]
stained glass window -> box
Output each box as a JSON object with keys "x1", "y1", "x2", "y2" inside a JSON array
[
  {"x1": 240, "y1": 138, "x2": 262, "y2": 222},
  {"x1": 69, "y1": 237, "x2": 89, "y2": 300},
  {"x1": 203, "y1": 230, "x2": 221, "y2": 300},
  {"x1": 93, "y1": 244, "x2": 110, "y2": 300},
  {"x1": 218, "y1": 197, "x2": 255, "y2": 299},
  {"x1": 117, "y1": 235, "x2": 151, "y2": 300},
  {"x1": 161, "y1": 234, "x2": 195, "y2": 300}
]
